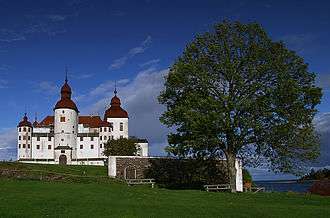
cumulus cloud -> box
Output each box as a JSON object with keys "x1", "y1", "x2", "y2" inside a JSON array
[
  {"x1": 139, "y1": 59, "x2": 160, "y2": 68},
  {"x1": 109, "y1": 36, "x2": 152, "y2": 70},
  {"x1": 0, "y1": 128, "x2": 17, "y2": 160},
  {"x1": 80, "y1": 67, "x2": 169, "y2": 155},
  {"x1": 313, "y1": 112, "x2": 330, "y2": 166},
  {"x1": 36, "y1": 81, "x2": 59, "y2": 95}
]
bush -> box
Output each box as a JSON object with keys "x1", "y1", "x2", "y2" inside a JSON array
[{"x1": 243, "y1": 169, "x2": 252, "y2": 183}]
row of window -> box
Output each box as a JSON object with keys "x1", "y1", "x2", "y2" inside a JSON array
[
  {"x1": 19, "y1": 136, "x2": 52, "y2": 141},
  {"x1": 19, "y1": 144, "x2": 52, "y2": 150},
  {"x1": 79, "y1": 144, "x2": 104, "y2": 149},
  {"x1": 18, "y1": 127, "x2": 31, "y2": 132}
]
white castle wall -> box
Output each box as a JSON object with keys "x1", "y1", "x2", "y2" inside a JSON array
[
  {"x1": 106, "y1": 118, "x2": 128, "y2": 139},
  {"x1": 76, "y1": 136, "x2": 100, "y2": 159},
  {"x1": 54, "y1": 108, "x2": 78, "y2": 158},
  {"x1": 31, "y1": 136, "x2": 54, "y2": 159},
  {"x1": 17, "y1": 126, "x2": 32, "y2": 159}
]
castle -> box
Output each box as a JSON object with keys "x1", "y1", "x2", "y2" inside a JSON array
[{"x1": 17, "y1": 76, "x2": 148, "y2": 166}]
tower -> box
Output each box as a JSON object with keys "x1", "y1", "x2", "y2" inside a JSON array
[
  {"x1": 104, "y1": 88, "x2": 128, "y2": 139},
  {"x1": 53, "y1": 75, "x2": 79, "y2": 164},
  {"x1": 17, "y1": 113, "x2": 32, "y2": 159}
]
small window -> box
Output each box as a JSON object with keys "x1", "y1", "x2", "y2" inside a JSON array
[
  {"x1": 48, "y1": 145, "x2": 51, "y2": 150},
  {"x1": 120, "y1": 135, "x2": 123, "y2": 139},
  {"x1": 80, "y1": 144, "x2": 83, "y2": 149},
  {"x1": 90, "y1": 137, "x2": 94, "y2": 141},
  {"x1": 23, "y1": 144, "x2": 26, "y2": 148},
  {"x1": 120, "y1": 122, "x2": 123, "y2": 131},
  {"x1": 18, "y1": 144, "x2": 21, "y2": 148},
  {"x1": 36, "y1": 145, "x2": 40, "y2": 149},
  {"x1": 72, "y1": 131, "x2": 74, "y2": 133},
  {"x1": 28, "y1": 128, "x2": 31, "y2": 132},
  {"x1": 62, "y1": 110, "x2": 65, "y2": 114},
  {"x1": 104, "y1": 127, "x2": 107, "y2": 132},
  {"x1": 37, "y1": 137, "x2": 40, "y2": 141},
  {"x1": 61, "y1": 139, "x2": 64, "y2": 142},
  {"x1": 100, "y1": 144, "x2": 102, "y2": 148},
  {"x1": 48, "y1": 137, "x2": 51, "y2": 141},
  {"x1": 61, "y1": 150, "x2": 65, "y2": 153},
  {"x1": 100, "y1": 128, "x2": 102, "y2": 132},
  {"x1": 110, "y1": 123, "x2": 113, "y2": 131},
  {"x1": 23, "y1": 136, "x2": 26, "y2": 140},
  {"x1": 23, "y1": 127, "x2": 26, "y2": 132},
  {"x1": 99, "y1": 136, "x2": 102, "y2": 140},
  {"x1": 61, "y1": 130, "x2": 64, "y2": 133},
  {"x1": 80, "y1": 137, "x2": 83, "y2": 141},
  {"x1": 111, "y1": 136, "x2": 114, "y2": 140},
  {"x1": 19, "y1": 136, "x2": 21, "y2": 140},
  {"x1": 90, "y1": 144, "x2": 94, "y2": 149},
  {"x1": 60, "y1": 117, "x2": 65, "y2": 122},
  {"x1": 28, "y1": 136, "x2": 30, "y2": 140},
  {"x1": 28, "y1": 144, "x2": 30, "y2": 149},
  {"x1": 104, "y1": 136, "x2": 107, "y2": 141},
  {"x1": 19, "y1": 128, "x2": 21, "y2": 132}
]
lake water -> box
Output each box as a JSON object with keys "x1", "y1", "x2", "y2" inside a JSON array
[{"x1": 254, "y1": 180, "x2": 314, "y2": 193}]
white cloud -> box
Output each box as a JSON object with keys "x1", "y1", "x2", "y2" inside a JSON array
[
  {"x1": 0, "y1": 128, "x2": 17, "y2": 160},
  {"x1": 0, "y1": 79, "x2": 8, "y2": 89},
  {"x1": 36, "y1": 81, "x2": 58, "y2": 95},
  {"x1": 0, "y1": 29, "x2": 26, "y2": 42},
  {"x1": 280, "y1": 33, "x2": 318, "y2": 54},
  {"x1": 109, "y1": 36, "x2": 152, "y2": 70},
  {"x1": 139, "y1": 59, "x2": 160, "y2": 68},
  {"x1": 80, "y1": 67, "x2": 169, "y2": 155},
  {"x1": 314, "y1": 112, "x2": 330, "y2": 133}
]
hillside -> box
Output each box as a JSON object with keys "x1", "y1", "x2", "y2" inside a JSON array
[{"x1": 0, "y1": 162, "x2": 329, "y2": 218}]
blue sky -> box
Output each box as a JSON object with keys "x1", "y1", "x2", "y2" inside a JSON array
[{"x1": 0, "y1": 0, "x2": 329, "y2": 180}]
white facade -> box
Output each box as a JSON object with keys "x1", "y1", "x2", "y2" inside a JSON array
[{"x1": 17, "y1": 79, "x2": 149, "y2": 166}]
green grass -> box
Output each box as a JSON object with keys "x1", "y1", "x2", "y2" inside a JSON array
[{"x1": 0, "y1": 162, "x2": 329, "y2": 218}]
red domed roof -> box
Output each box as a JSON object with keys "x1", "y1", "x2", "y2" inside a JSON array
[
  {"x1": 18, "y1": 113, "x2": 32, "y2": 127},
  {"x1": 54, "y1": 79, "x2": 79, "y2": 112},
  {"x1": 104, "y1": 92, "x2": 128, "y2": 119}
]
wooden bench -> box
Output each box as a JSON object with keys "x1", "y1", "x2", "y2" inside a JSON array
[
  {"x1": 244, "y1": 186, "x2": 265, "y2": 193},
  {"x1": 204, "y1": 184, "x2": 231, "y2": 192},
  {"x1": 126, "y1": 179, "x2": 155, "y2": 188}
]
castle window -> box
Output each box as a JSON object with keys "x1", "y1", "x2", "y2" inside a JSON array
[
  {"x1": 110, "y1": 123, "x2": 113, "y2": 131},
  {"x1": 100, "y1": 144, "x2": 102, "y2": 148},
  {"x1": 28, "y1": 128, "x2": 30, "y2": 132},
  {"x1": 104, "y1": 136, "x2": 107, "y2": 141},
  {"x1": 48, "y1": 145, "x2": 51, "y2": 150},
  {"x1": 36, "y1": 145, "x2": 40, "y2": 149},
  {"x1": 99, "y1": 136, "x2": 102, "y2": 140},
  {"x1": 23, "y1": 127, "x2": 26, "y2": 132},
  {"x1": 100, "y1": 128, "x2": 102, "y2": 132},
  {"x1": 28, "y1": 136, "x2": 30, "y2": 140},
  {"x1": 23, "y1": 136, "x2": 26, "y2": 140},
  {"x1": 19, "y1": 136, "x2": 21, "y2": 140},
  {"x1": 120, "y1": 123, "x2": 123, "y2": 131},
  {"x1": 90, "y1": 144, "x2": 94, "y2": 149},
  {"x1": 120, "y1": 135, "x2": 123, "y2": 139},
  {"x1": 90, "y1": 137, "x2": 94, "y2": 141},
  {"x1": 37, "y1": 137, "x2": 40, "y2": 141},
  {"x1": 111, "y1": 136, "x2": 114, "y2": 140},
  {"x1": 80, "y1": 137, "x2": 83, "y2": 141},
  {"x1": 62, "y1": 110, "x2": 65, "y2": 114},
  {"x1": 61, "y1": 130, "x2": 64, "y2": 133},
  {"x1": 72, "y1": 131, "x2": 74, "y2": 134},
  {"x1": 19, "y1": 128, "x2": 21, "y2": 132},
  {"x1": 61, "y1": 150, "x2": 65, "y2": 153},
  {"x1": 61, "y1": 139, "x2": 64, "y2": 142},
  {"x1": 80, "y1": 145, "x2": 83, "y2": 149},
  {"x1": 104, "y1": 127, "x2": 107, "y2": 132},
  {"x1": 60, "y1": 117, "x2": 65, "y2": 122},
  {"x1": 18, "y1": 144, "x2": 21, "y2": 148},
  {"x1": 48, "y1": 137, "x2": 51, "y2": 141},
  {"x1": 28, "y1": 144, "x2": 30, "y2": 149},
  {"x1": 23, "y1": 144, "x2": 26, "y2": 148}
]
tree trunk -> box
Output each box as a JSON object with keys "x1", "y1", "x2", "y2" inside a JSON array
[{"x1": 225, "y1": 152, "x2": 237, "y2": 193}]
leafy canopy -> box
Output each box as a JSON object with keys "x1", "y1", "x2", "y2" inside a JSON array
[
  {"x1": 103, "y1": 138, "x2": 137, "y2": 156},
  {"x1": 159, "y1": 21, "x2": 322, "y2": 175}
]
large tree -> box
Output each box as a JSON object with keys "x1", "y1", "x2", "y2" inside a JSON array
[
  {"x1": 103, "y1": 138, "x2": 137, "y2": 156},
  {"x1": 158, "y1": 21, "x2": 322, "y2": 192}
]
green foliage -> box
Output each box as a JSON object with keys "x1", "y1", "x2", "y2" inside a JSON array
[
  {"x1": 158, "y1": 20, "x2": 322, "y2": 186},
  {"x1": 300, "y1": 168, "x2": 330, "y2": 181},
  {"x1": 103, "y1": 138, "x2": 137, "y2": 156},
  {"x1": 145, "y1": 158, "x2": 228, "y2": 189},
  {"x1": 243, "y1": 169, "x2": 252, "y2": 183}
]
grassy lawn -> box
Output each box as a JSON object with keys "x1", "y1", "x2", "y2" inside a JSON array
[{"x1": 0, "y1": 163, "x2": 329, "y2": 218}]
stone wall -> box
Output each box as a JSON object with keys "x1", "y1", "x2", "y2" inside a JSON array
[{"x1": 108, "y1": 156, "x2": 243, "y2": 191}]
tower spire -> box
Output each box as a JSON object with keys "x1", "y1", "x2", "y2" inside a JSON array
[
  {"x1": 65, "y1": 66, "x2": 68, "y2": 83},
  {"x1": 114, "y1": 81, "x2": 117, "y2": 96}
]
